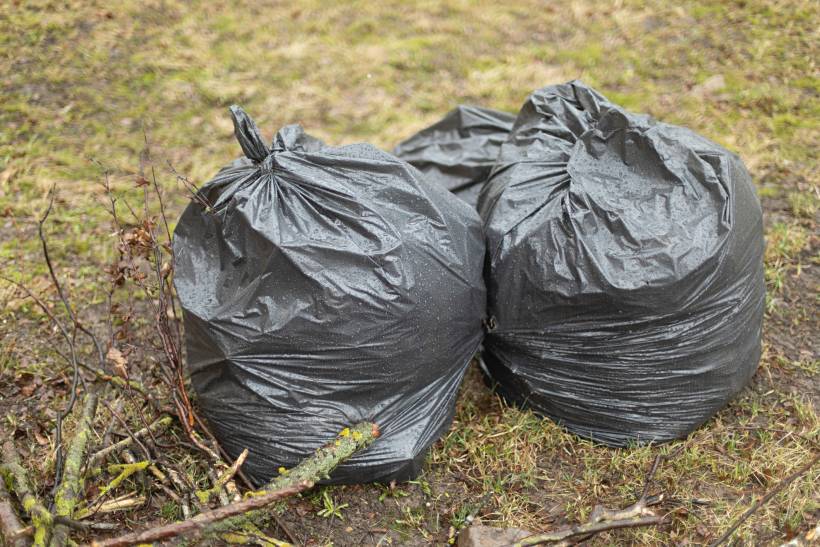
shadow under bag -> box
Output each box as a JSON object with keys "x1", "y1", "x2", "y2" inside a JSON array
[
  {"x1": 173, "y1": 107, "x2": 486, "y2": 484},
  {"x1": 478, "y1": 81, "x2": 765, "y2": 446}
]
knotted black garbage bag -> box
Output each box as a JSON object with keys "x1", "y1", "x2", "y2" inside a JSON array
[
  {"x1": 173, "y1": 106, "x2": 486, "y2": 484},
  {"x1": 394, "y1": 105, "x2": 514, "y2": 208},
  {"x1": 478, "y1": 81, "x2": 765, "y2": 446}
]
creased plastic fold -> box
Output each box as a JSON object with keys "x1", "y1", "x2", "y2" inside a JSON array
[
  {"x1": 394, "y1": 105, "x2": 515, "y2": 209},
  {"x1": 173, "y1": 106, "x2": 486, "y2": 484},
  {"x1": 477, "y1": 81, "x2": 765, "y2": 446}
]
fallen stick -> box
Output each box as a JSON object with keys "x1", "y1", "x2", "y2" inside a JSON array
[
  {"x1": 88, "y1": 415, "x2": 172, "y2": 469},
  {"x1": 84, "y1": 461, "x2": 150, "y2": 512},
  {"x1": 75, "y1": 495, "x2": 146, "y2": 520},
  {"x1": 53, "y1": 516, "x2": 118, "y2": 532},
  {"x1": 51, "y1": 392, "x2": 99, "y2": 547},
  {"x1": 0, "y1": 474, "x2": 28, "y2": 547},
  {"x1": 203, "y1": 422, "x2": 380, "y2": 542},
  {"x1": 7, "y1": 515, "x2": 120, "y2": 541},
  {"x1": 89, "y1": 482, "x2": 309, "y2": 547},
  {"x1": 513, "y1": 454, "x2": 667, "y2": 547},
  {"x1": 709, "y1": 451, "x2": 819, "y2": 547},
  {"x1": 1, "y1": 440, "x2": 53, "y2": 546},
  {"x1": 159, "y1": 461, "x2": 195, "y2": 519},
  {"x1": 91, "y1": 422, "x2": 380, "y2": 547},
  {"x1": 80, "y1": 365, "x2": 151, "y2": 400},
  {"x1": 196, "y1": 449, "x2": 248, "y2": 505},
  {"x1": 513, "y1": 511, "x2": 662, "y2": 546},
  {"x1": 221, "y1": 521, "x2": 290, "y2": 547}
]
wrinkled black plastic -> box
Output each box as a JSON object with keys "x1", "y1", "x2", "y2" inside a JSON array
[
  {"x1": 394, "y1": 106, "x2": 515, "y2": 208},
  {"x1": 478, "y1": 81, "x2": 765, "y2": 446},
  {"x1": 173, "y1": 106, "x2": 486, "y2": 485}
]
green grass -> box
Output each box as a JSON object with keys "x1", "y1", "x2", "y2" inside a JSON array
[
  {"x1": 0, "y1": 0, "x2": 818, "y2": 545},
  {"x1": 789, "y1": 189, "x2": 819, "y2": 219},
  {"x1": 430, "y1": 368, "x2": 818, "y2": 543}
]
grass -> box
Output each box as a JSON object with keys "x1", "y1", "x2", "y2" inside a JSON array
[
  {"x1": 0, "y1": 0, "x2": 818, "y2": 545},
  {"x1": 429, "y1": 368, "x2": 818, "y2": 543}
]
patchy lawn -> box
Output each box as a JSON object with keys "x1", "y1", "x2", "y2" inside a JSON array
[{"x1": 1, "y1": 0, "x2": 817, "y2": 545}]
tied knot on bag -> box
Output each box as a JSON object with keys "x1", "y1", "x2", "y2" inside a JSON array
[
  {"x1": 229, "y1": 105, "x2": 270, "y2": 163},
  {"x1": 229, "y1": 105, "x2": 306, "y2": 170}
]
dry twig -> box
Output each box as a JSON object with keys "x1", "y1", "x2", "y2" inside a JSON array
[
  {"x1": 88, "y1": 482, "x2": 310, "y2": 547},
  {"x1": 75, "y1": 495, "x2": 146, "y2": 519},
  {"x1": 89, "y1": 416, "x2": 171, "y2": 469},
  {"x1": 1, "y1": 441, "x2": 53, "y2": 546},
  {"x1": 92, "y1": 422, "x2": 380, "y2": 547},
  {"x1": 708, "y1": 451, "x2": 819, "y2": 547},
  {"x1": 51, "y1": 392, "x2": 99, "y2": 547},
  {"x1": 0, "y1": 475, "x2": 28, "y2": 547},
  {"x1": 513, "y1": 454, "x2": 668, "y2": 546},
  {"x1": 196, "y1": 449, "x2": 248, "y2": 505},
  {"x1": 36, "y1": 189, "x2": 108, "y2": 503}
]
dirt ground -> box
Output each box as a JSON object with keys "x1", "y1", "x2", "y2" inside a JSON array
[{"x1": 1, "y1": 1, "x2": 817, "y2": 545}]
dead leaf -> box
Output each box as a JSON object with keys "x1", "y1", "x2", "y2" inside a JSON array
[
  {"x1": 34, "y1": 428, "x2": 50, "y2": 446},
  {"x1": 107, "y1": 346, "x2": 128, "y2": 378},
  {"x1": 17, "y1": 372, "x2": 37, "y2": 397}
]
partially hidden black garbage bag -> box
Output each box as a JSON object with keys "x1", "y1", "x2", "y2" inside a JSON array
[
  {"x1": 173, "y1": 106, "x2": 486, "y2": 484},
  {"x1": 477, "y1": 81, "x2": 765, "y2": 446},
  {"x1": 394, "y1": 106, "x2": 514, "y2": 209}
]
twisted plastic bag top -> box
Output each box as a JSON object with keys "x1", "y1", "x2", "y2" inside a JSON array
[
  {"x1": 174, "y1": 106, "x2": 486, "y2": 484},
  {"x1": 478, "y1": 81, "x2": 765, "y2": 445}
]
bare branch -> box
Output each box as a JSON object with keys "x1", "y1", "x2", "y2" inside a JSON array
[
  {"x1": 88, "y1": 481, "x2": 310, "y2": 547},
  {"x1": 196, "y1": 449, "x2": 249, "y2": 506},
  {"x1": 0, "y1": 474, "x2": 28, "y2": 547},
  {"x1": 88, "y1": 416, "x2": 172, "y2": 468},
  {"x1": 91, "y1": 422, "x2": 380, "y2": 547},
  {"x1": 1, "y1": 440, "x2": 53, "y2": 546},
  {"x1": 513, "y1": 454, "x2": 669, "y2": 546}
]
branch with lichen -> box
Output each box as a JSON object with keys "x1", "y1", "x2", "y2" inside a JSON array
[
  {"x1": 204, "y1": 421, "x2": 380, "y2": 545},
  {"x1": 0, "y1": 474, "x2": 28, "y2": 547},
  {"x1": 91, "y1": 422, "x2": 380, "y2": 547},
  {"x1": 84, "y1": 461, "x2": 150, "y2": 513},
  {"x1": 221, "y1": 522, "x2": 291, "y2": 546},
  {"x1": 90, "y1": 482, "x2": 310, "y2": 547},
  {"x1": 50, "y1": 392, "x2": 99, "y2": 547},
  {"x1": 1, "y1": 440, "x2": 53, "y2": 546}
]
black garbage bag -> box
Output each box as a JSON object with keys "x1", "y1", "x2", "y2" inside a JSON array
[
  {"x1": 478, "y1": 81, "x2": 765, "y2": 446},
  {"x1": 393, "y1": 105, "x2": 514, "y2": 208},
  {"x1": 173, "y1": 106, "x2": 486, "y2": 484}
]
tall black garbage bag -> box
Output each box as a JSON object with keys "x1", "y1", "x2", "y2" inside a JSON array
[
  {"x1": 478, "y1": 81, "x2": 765, "y2": 446},
  {"x1": 173, "y1": 106, "x2": 486, "y2": 484},
  {"x1": 394, "y1": 106, "x2": 514, "y2": 208}
]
